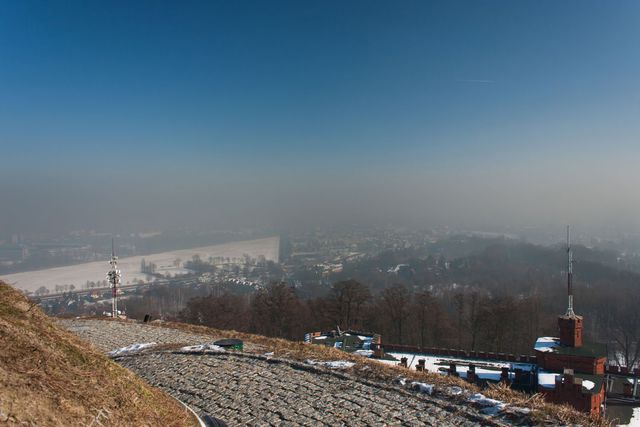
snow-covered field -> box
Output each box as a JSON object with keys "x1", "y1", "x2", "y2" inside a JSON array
[{"x1": 2, "y1": 236, "x2": 279, "y2": 292}]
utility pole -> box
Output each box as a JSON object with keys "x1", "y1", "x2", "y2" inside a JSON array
[{"x1": 107, "y1": 238, "x2": 121, "y2": 318}]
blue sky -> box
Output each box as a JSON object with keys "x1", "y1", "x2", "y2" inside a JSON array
[{"x1": 1, "y1": 1, "x2": 639, "y2": 232}]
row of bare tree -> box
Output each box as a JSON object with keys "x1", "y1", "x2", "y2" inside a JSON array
[{"x1": 177, "y1": 280, "x2": 576, "y2": 356}]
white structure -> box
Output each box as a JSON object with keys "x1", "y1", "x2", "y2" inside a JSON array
[{"x1": 106, "y1": 239, "x2": 121, "y2": 318}]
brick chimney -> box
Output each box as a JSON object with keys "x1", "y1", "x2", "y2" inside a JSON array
[{"x1": 558, "y1": 314, "x2": 583, "y2": 347}]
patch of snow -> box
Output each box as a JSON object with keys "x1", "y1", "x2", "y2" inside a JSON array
[
  {"x1": 108, "y1": 342, "x2": 157, "y2": 356},
  {"x1": 534, "y1": 336, "x2": 560, "y2": 353},
  {"x1": 454, "y1": 365, "x2": 505, "y2": 381},
  {"x1": 381, "y1": 351, "x2": 534, "y2": 376},
  {"x1": 622, "y1": 407, "x2": 640, "y2": 427},
  {"x1": 446, "y1": 386, "x2": 463, "y2": 396},
  {"x1": 538, "y1": 371, "x2": 560, "y2": 389},
  {"x1": 467, "y1": 393, "x2": 507, "y2": 416},
  {"x1": 354, "y1": 349, "x2": 373, "y2": 357},
  {"x1": 394, "y1": 377, "x2": 407, "y2": 387},
  {"x1": 179, "y1": 344, "x2": 225, "y2": 353},
  {"x1": 325, "y1": 360, "x2": 355, "y2": 369},
  {"x1": 372, "y1": 350, "x2": 540, "y2": 397},
  {"x1": 306, "y1": 360, "x2": 355, "y2": 369},
  {"x1": 582, "y1": 380, "x2": 595, "y2": 390},
  {"x1": 468, "y1": 393, "x2": 504, "y2": 406},
  {"x1": 618, "y1": 407, "x2": 640, "y2": 427},
  {"x1": 262, "y1": 352, "x2": 274, "y2": 357},
  {"x1": 411, "y1": 382, "x2": 434, "y2": 395}
]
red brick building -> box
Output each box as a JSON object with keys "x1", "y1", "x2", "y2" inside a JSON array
[
  {"x1": 534, "y1": 316, "x2": 607, "y2": 416},
  {"x1": 534, "y1": 228, "x2": 606, "y2": 417},
  {"x1": 536, "y1": 315, "x2": 606, "y2": 375},
  {"x1": 545, "y1": 369, "x2": 605, "y2": 416}
]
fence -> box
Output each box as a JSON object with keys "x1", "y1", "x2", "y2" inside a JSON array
[{"x1": 378, "y1": 343, "x2": 538, "y2": 364}]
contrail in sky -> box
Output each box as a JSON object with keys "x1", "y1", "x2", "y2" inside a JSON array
[{"x1": 457, "y1": 79, "x2": 495, "y2": 83}]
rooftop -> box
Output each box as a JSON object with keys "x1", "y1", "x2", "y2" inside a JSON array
[
  {"x1": 534, "y1": 336, "x2": 607, "y2": 358},
  {"x1": 558, "y1": 313, "x2": 583, "y2": 321},
  {"x1": 537, "y1": 371, "x2": 604, "y2": 395},
  {"x1": 534, "y1": 336, "x2": 560, "y2": 353}
]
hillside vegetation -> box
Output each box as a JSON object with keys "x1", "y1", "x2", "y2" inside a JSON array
[{"x1": 0, "y1": 281, "x2": 196, "y2": 426}]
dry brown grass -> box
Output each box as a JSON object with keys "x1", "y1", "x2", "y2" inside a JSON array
[
  {"x1": 0, "y1": 282, "x2": 198, "y2": 427},
  {"x1": 156, "y1": 320, "x2": 612, "y2": 426},
  {"x1": 481, "y1": 382, "x2": 612, "y2": 426}
]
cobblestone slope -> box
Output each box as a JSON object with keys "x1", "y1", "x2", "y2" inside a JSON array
[
  {"x1": 62, "y1": 319, "x2": 261, "y2": 352},
  {"x1": 59, "y1": 319, "x2": 528, "y2": 426}
]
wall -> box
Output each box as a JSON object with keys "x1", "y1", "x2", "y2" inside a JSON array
[
  {"x1": 379, "y1": 343, "x2": 537, "y2": 364},
  {"x1": 537, "y1": 352, "x2": 605, "y2": 375}
]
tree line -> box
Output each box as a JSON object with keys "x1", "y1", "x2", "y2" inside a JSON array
[{"x1": 177, "y1": 280, "x2": 557, "y2": 356}]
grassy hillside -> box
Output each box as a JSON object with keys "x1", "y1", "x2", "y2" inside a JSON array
[{"x1": 0, "y1": 281, "x2": 197, "y2": 426}]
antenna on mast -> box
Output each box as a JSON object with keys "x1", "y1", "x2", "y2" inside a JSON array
[
  {"x1": 107, "y1": 237, "x2": 121, "y2": 318},
  {"x1": 565, "y1": 225, "x2": 575, "y2": 317}
]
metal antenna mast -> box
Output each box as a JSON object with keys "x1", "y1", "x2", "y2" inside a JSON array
[
  {"x1": 565, "y1": 225, "x2": 575, "y2": 317},
  {"x1": 107, "y1": 238, "x2": 122, "y2": 318}
]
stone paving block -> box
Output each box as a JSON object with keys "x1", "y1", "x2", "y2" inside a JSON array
[{"x1": 61, "y1": 319, "x2": 502, "y2": 427}]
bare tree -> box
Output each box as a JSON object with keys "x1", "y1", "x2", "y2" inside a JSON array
[
  {"x1": 467, "y1": 291, "x2": 481, "y2": 350},
  {"x1": 412, "y1": 290, "x2": 434, "y2": 348},
  {"x1": 180, "y1": 293, "x2": 249, "y2": 331},
  {"x1": 477, "y1": 295, "x2": 519, "y2": 353},
  {"x1": 250, "y1": 282, "x2": 303, "y2": 339},
  {"x1": 609, "y1": 297, "x2": 640, "y2": 369},
  {"x1": 328, "y1": 280, "x2": 370, "y2": 330},
  {"x1": 381, "y1": 283, "x2": 411, "y2": 345},
  {"x1": 453, "y1": 292, "x2": 464, "y2": 348}
]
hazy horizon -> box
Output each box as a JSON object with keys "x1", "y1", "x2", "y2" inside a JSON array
[{"x1": 2, "y1": 1, "x2": 639, "y2": 235}]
